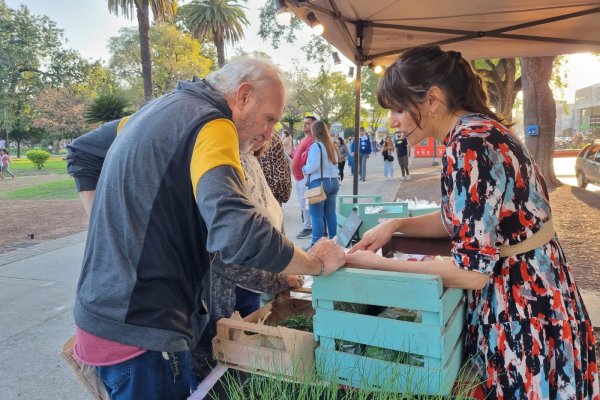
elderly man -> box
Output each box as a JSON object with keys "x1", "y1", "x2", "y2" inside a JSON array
[{"x1": 66, "y1": 58, "x2": 345, "y2": 400}]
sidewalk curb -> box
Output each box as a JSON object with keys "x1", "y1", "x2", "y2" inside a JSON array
[{"x1": 0, "y1": 231, "x2": 87, "y2": 266}]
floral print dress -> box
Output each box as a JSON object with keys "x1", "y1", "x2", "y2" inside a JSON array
[{"x1": 440, "y1": 113, "x2": 599, "y2": 399}]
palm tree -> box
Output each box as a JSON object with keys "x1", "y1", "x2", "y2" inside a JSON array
[
  {"x1": 179, "y1": 0, "x2": 249, "y2": 67},
  {"x1": 107, "y1": 0, "x2": 177, "y2": 102}
]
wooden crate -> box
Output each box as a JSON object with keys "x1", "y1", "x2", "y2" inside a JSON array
[
  {"x1": 312, "y1": 237, "x2": 465, "y2": 396},
  {"x1": 212, "y1": 294, "x2": 317, "y2": 381},
  {"x1": 382, "y1": 233, "x2": 452, "y2": 257}
]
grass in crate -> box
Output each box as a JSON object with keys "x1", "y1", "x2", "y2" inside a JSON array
[
  {"x1": 270, "y1": 313, "x2": 314, "y2": 332},
  {"x1": 211, "y1": 366, "x2": 481, "y2": 400}
]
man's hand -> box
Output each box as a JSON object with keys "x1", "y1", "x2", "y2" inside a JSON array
[
  {"x1": 286, "y1": 275, "x2": 304, "y2": 289},
  {"x1": 309, "y1": 238, "x2": 345, "y2": 276},
  {"x1": 348, "y1": 218, "x2": 399, "y2": 254}
]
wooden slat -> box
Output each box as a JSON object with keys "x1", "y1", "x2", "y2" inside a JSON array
[
  {"x1": 213, "y1": 338, "x2": 296, "y2": 376},
  {"x1": 442, "y1": 299, "x2": 466, "y2": 363},
  {"x1": 313, "y1": 269, "x2": 443, "y2": 312},
  {"x1": 315, "y1": 348, "x2": 451, "y2": 395},
  {"x1": 441, "y1": 288, "x2": 465, "y2": 326},
  {"x1": 314, "y1": 309, "x2": 443, "y2": 358}
]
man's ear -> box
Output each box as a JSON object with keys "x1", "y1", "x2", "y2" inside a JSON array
[{"x1": 235, "y1": 82, "x2": 253, "y2": 110}]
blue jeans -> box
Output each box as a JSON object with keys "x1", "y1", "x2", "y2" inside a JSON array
[
  {"x1": 96, "y1": 350, "x2": 197, "y2": 400},
  {"x1": 383, "y1": 160, "x2": 394, "y2": 178},
  {"x1": 359, "y1": 154, "x2": 368, "y2": 181},
  {"x1": 235, "y1": 286, "x2": 260, "y2": 317},
  {"x1": 308, "y1": 177, "x2": 339, "y2": 245}
]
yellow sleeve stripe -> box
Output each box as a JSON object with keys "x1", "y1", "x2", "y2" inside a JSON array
[
  {"x1": 116, "y1": 116, "x2": 130, "y2": 136},
  {"x1": 190, "y1": 118, "x2": 245, "y2": 200}
]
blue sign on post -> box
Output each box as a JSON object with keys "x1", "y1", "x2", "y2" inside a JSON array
[{"x1": 526, "y1": 125, "x2": 539, "y2": 136}]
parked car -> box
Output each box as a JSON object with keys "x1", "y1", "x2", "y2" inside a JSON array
[{"x1": 575, "y1": 144, "x2": 600, "y2": 188}]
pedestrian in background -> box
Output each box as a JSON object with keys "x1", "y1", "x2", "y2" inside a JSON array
[
  {"x1": 281, "y1": 129, "x2": 293, "y2": 159},
  {"x1": 349, "y1": 127, "x2": 372, "y2": 181},
  {"x1": 302, "y1": 120, "x2": 340, "y2": 248},
  {"x1": 381, "y1": 136, "x2": 395, "y2": 179},
  {"x1": 394, "y1": 131, "x2": 410, "y2": 180},
  {"x1": 347, "y1": 136, "x2": 354, "y2": 176},
  {"x1": 1, "y1": 149, "x2": 14, "y2": 179},
  {"x1": 291, "y1": 116, "x2": 316, "y2": 239},
  {"x1": 337, "y1": 136, "x2": 348, "y2": 183}
]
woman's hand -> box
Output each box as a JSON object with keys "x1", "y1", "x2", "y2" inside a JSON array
[
  {"x1": 286, "y1": 275, "x2": 304, "y2": 289},
  {"x1": 348, "y1": 218, "x2": 401, "y2": 254},
  {"x1": 345, "y1": 250, "x2": 382, "y2": 269}
]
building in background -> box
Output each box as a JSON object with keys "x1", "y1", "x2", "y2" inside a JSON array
[{"x1": 573, "y1": 83, "x2": 600, "y2": 138}]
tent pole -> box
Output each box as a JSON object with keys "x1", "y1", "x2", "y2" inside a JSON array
[{"x1": 352, "y1": 59, "x2": 362, "y2": 198}]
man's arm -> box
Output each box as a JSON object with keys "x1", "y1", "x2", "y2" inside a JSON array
[
  {"x1": 67, "y1": 118, "x2": 127, "y2": 193},
  {"x1": 191, "y1": 119, "x2": 344, "y2": 276}
]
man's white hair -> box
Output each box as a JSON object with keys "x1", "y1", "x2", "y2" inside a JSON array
[{"x1": 206, "y1": 57, "x2": 286, "y2": 101}]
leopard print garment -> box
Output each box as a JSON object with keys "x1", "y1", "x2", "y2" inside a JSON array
[{"x1": 259, "y1": 133, "x2": 292, "y2": 205}]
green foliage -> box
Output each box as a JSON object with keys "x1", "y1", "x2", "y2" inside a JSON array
[
  {"x1": 33, "y1": 86, "x2": 90, "y2": 140},
  {"x1": 258, "y1": 0, "x2": 304, "y2": 49},
  {"x1": 178, "y1": 0, "x2": 249, "y2": 67},
  {"x1": 271, "y1": 313, "x2": 313, "y2": 332},
  {"x1": 108, "y1": 24, "x2": 214, "y2": 97},
  {"x1": 85, "y1": 93, "x2": 131, "y2": 123},
  {"x1": 0, "y1": 2, "x2": 119, "y2": 149},
  {"x1": 286, "y1": 64, "x2": 356, "y2": 126},
  {"x1": 0, "y1": 178, "x2": 77, "y2": 200},
  {"x1": 343, "y1": 128, "x2": 355, "y2": 139},
  {"x1": 25, "y1": 149, "x2": 50, "y2": 170},
  {"x1": 11, "y1": 157, "x2": 67, "y2": 175}
]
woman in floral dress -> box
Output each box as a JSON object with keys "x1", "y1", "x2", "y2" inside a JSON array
[{"x1": 346, "y1": 46, "x2": 598, "y2": 399}]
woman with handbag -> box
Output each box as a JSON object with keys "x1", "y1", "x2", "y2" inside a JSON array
[
  {"x1": 381, "y1": 135, "x2": 395, "y2": 179},
  {"x1": 302, "y1": 121, "x2": 340, "y2": 248}
]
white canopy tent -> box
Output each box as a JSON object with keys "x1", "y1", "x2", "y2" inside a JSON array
[{"x1": 278, "y1": 0, "x2": 600, "y2": 194}]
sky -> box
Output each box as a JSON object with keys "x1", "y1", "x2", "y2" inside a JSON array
[{"x1": 5, "y1": 0, "x2": 600, "y2": 103}]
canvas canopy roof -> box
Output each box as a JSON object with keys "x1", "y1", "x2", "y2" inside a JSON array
[{"x1": 283, "y1": 0, "x2": 600, "y2": 65}]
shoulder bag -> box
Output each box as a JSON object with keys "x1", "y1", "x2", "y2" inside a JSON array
[{"x1": 304, "y1": 143, "x2": 327, "y2": 205}]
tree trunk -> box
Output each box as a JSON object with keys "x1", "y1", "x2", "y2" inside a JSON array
[
  {"x1": 495, "y1": 59, "x2": 519, "y2": 124},
  {"x1": 215, "y1": 34, "x2": 225, "y2": 68},
  {"x1": 520, "y1": 56, "x2": 561, "y2": 187},
  {"x1": 136, "y1": 0, "x2": 154, "y2": 102}
]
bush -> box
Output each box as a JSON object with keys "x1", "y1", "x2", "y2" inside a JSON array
[
  {"x1": 25, "y1": 149, "x2": 51, "y2": 170},
  {"x1": 85, "y1": 93, "x2": 131, "y2": 123}
]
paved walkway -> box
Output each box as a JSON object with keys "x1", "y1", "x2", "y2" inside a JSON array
[{"x1": 0, "y1": 155, "x2": 598, "y2": 399}]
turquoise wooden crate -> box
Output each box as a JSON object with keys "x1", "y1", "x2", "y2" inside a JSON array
[
  {"x1": 409, "y1": 206, "x2": 440, "y2": 217},
  {"x1": 354, "y1": 202, "x2": 409, "y2": 237},
  {"x1": 337, "y1": 194, "x2": 383, "y2": 218},
  {"x1": 312, "y1": 268, "x2": 465, "y2": 396}
]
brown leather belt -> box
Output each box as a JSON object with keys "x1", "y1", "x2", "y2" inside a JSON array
[{"x1": 498, "y1": 218, "x2": 555, "y2": 258}]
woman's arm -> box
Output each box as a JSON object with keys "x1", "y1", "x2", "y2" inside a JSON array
[
  {"x1": 302, "y1": 143, "x2": 320, "y2": 176},
  {"x1": 349, "y1": 211, "x2": 448, "y2": 253},
  {"x1": 346, "y1": 250, "x2": 489, "y2": 290}
]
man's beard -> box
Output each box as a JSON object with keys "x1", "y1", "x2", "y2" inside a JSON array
[{"x1": 236, "y1": 112, "x2": 256, "y2": 153}]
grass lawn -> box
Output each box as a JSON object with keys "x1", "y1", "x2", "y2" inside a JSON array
[
  {"x1": 9, "y1": 157, "x2": 68, "y2": 176},
  {"x1": 0, "y1": 178, "x2": 78, "y2": 200}
]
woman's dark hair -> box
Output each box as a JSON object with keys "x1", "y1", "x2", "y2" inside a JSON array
[
  {"x1": 377, "y1": 46, "x2": 505, "y2": 127},
  {"x1": 338, "y1": 137, "x2": 345, "y2": 145}
]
